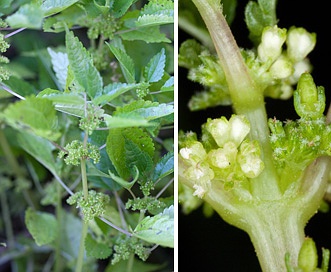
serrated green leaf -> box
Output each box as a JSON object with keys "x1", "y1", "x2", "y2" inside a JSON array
[
  {"x1": 25, "y1": 207, "x2": 58, "y2": 246},
  {"x1": 136, "y1": 14, "x2": 173, "y2": 27},
  {"x1": 141, "y1": 0, "x2": 174, "y2": 16},
  {"x1": 41, "y1": 0, "x2": 79, "y2": 16},
  {"x1": 125, "y1": 139, "x2": 154, "y2": 178},
  {"x1": 144, "y1": 48, "x2": 166, "y2": 83},
  {"x1": 93, "y1": 82, "x2": 142, "y2": 105},
  {"x1": 103, "y1": 115, "x2": 151, "y2": 129},
  {"x1": 120, "y1": 25, "x2": 171, "y2": 43},
  {"x1": 152, "y1": 151, "x2": 174, "y2": 182},
  {"x1": 47, "y1": 47, "x2": 69, "y2": 90},
  {"x1": 160, "y1": 76, "x2": 174, "y2": 92},
  {"x1": 134, "y1": 205, "x2": 174, "y2": 248},
  {"x1": 6, "y1": 3, "x2": 44, "y2": 29},
  {"x1": 107, "y1": 41, "x2": 135, "y2": 84},
  {"x1": 85, "y1": 233, "x2": 112, "y2": 259},
  {"x1": 106, "y1": 127, "x2": 154, "y2": 180},
  {"x1": 114, "y1": 100, "x2": 173, "y2": 121},
  {"x1": 38, "y1": 88, "x2": 85, "y2": 117},
  {"x1": 66, "y1": 30, "x2": 103, "y2": 98},
  {"x1": 2, "y1": 96, "x2": 61, "y2": 141},
  {"x1": 112, "y1": 0, "x2": 135, "y2": 18}
]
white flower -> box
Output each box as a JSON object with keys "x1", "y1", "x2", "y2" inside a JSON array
[
  {"x1": 286, "y1": 27, "x2": 316, "y2": 62},
  {"x1": 258, "y1": 26, "x2": 287, "y2": 63}
]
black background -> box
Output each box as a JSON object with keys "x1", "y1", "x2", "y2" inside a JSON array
[{"x1": 178, "y1": 0, "x2": 331, "y2": 271}]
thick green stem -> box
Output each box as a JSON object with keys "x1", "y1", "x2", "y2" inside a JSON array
[{"x1": 245, "y1": 205, "x2": 304, "y2": 272}]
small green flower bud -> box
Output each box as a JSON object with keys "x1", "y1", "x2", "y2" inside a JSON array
[
  {"x1": 258, "y1": 26, "x2": 287, "y2": 63},
  {"x1": 298, "y1": 237, "x2": 318, "y2": 272},
  {"x1": 286, "y1": 27, "x2": 316, "y2": 62},
  {"x1": 294, "y1": 73, "x2": 325, "y2": 119}
]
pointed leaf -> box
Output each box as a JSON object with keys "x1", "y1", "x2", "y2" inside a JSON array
[
  {"x1": 152, "y1": 151, "x2": 174, "y2": 182},
  {"x1": 144, "y1": 48, "x2": 166, "y2": 83},
  {"x1": 114, "y1": 100, "x2": 174, "y2": 121},
  {"x1": 38, "y1": 89, "x2": 85, "y2": 117},
  {"x1": 160, "y1": 76, "x2": 174, "y2": 92},
  {"x1": 25, "y1": 207, "x2": 58, "y2": 246},
  {"x1": 93, "y1": 82, "x2": 142, "y2": 105},
  {"x1": 106, "y1": 127, "x2": 154, "y2": 180},
  {"x1": 103, "y1": 115, "x2": 151, "y2": 129},
  {"x1": 136, "y1": 14, "x2": 173, "y2": 27},
  {"x1": 119, "y1": 25, "x2": 171, "y2": 43},
  {"x1": 66, "y1": 30, "x2": 103, "y2": 98},
  {"x1": 134, "y1": 205, "x2": 174, "y2": 248},
  {"x1": 107, "y1": 41, "x2": 135, "y2": 84},
  {"x1": 47, "y1": 47, "x2": 69, "y2": 90}
]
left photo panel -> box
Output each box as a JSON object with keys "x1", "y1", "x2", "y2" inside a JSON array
[{"x1": 0, "y1": 1, "x2": 174, "y2": 271}]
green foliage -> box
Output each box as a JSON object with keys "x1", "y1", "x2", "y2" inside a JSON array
[
  {"x1": 134, "y1": 205, "x2": 174, "y2": 248},
  {"x1": 25, "y1": 207, "x2": 58, "y2": 246},
  {"x1": 0, "y1": 0, "x2": 173, "y2": 270}
]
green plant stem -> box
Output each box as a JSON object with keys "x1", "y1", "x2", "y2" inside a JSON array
[
  {"x1": 75, "y1": 158, "x2": 89, "y2": 272},
  {"x1": 54, "y1": 183, "x2": 63, "y2": 272},
  {"x1": 75, "y1": 221, "x2": 88, "y2": 272},
  {"x1": 81, "y1": 159, "x2": 89, "y2": 200}
]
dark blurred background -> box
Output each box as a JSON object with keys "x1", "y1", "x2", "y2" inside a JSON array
[{"x1": 178, "y1": 0, "x2": 331, "y2": 271}]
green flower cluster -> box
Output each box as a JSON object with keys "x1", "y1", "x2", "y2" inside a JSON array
[
  {"x1": 58, "y1": 140, "x2": 101, "y2": 166},
  {"x1": 178, "y1": 25, "x2": 316, "y2": 110},
  {"x1": 268, "y1": 73, "x2": 331, "y2": 188},
  {"x1": 67, "y1": 190, "x2": 110, "y2": 222},
  {"x1": 179, "y1": 115, "x2": 264, "y2": 198},
  {"x1": 79, "y1": 104, "x2": 104, "y2": 135},
  {"x1": 111, "y1": 235, "x2": 150, "y2": 265},
  {"x1": 85, "y1": 13, "x2": 121, "y2": 41},
  {"x1": 250, "y1": 25, "x2": 316, "y2": 99},
  {"x1": 126, "y1": 196, "x2": 167, "y2": 214},
  {"x1": 0, "y1": 20, "x2": 10, "y2": 82}
]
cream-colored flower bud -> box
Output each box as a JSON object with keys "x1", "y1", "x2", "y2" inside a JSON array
[
  {"x1": 286, "y1": 27, "x2": 316, "y2": 63},
  {"x1": 258, "y1": 26, "x2": 287, "y2": 63}
]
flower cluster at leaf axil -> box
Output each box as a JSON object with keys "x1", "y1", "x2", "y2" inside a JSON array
[
  {"x1": 178, "y1": 25, "x2": 316, "y2": 110},
  {"x1": 179, "y1": 115, "x2": 264, "y2": 198}
]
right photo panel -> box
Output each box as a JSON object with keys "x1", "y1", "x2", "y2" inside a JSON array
[{"x1": 178, "y1": 0, "x2": 331, "y2": 271}]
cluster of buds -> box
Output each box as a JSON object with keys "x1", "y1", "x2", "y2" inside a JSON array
[
  {"x1": 179, "y1": 115, "x2": 264, "y2": 198},
  {"x1": 255, "y1": 25, "x2": 316, "y2": 99}
]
